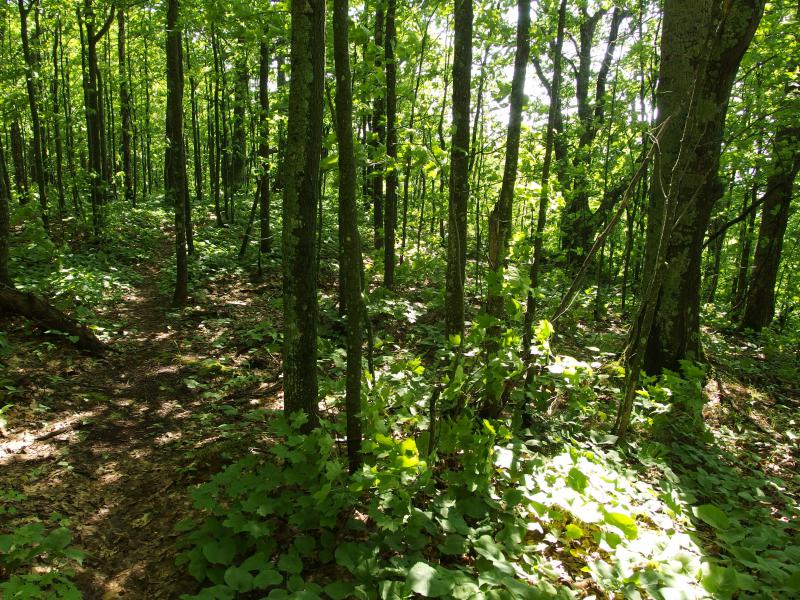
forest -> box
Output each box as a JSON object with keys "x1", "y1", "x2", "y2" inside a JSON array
[{"x1": 0, "y1": 0, "x2": 798, "y2": 597}]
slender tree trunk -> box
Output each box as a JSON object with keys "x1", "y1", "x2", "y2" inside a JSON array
[
  {"x1": 444, "y1": 0, "x2": 472, "y2": 342},
  {"x1": 231, "y1": 37, "x2": 248, "y2": 195},
  {"x1": 741, "y1": 125, "x2": 800, "y2": 330},
  {"x1": 383, "y1": 0, "x2": 397, "y2": 288},
  {"x1": 166, "y1": 0, "x2": 188, "y2": 305},
  {"x1": 333, "y1": 0, "x2": 363, "y2": 471},
  {"x1": 523, "y1": 0, "x2": 567, "y2": 349},
  {"x1": 259, "y1": 39, "x2": 271, "y2": 253},
  {"x1": 483, "y1": 0, "x2": 531, "y2": 414},
  {"x1": 186, "y1": 36, "x2": 202, "y2": 212},
  {"x1": 370, "y1": 4, "x2": 385, "y2": 250},
  {"x1": 0, "y1": 137, "x2": 10, "y2": 287},
  {"x1": 10, "y1": 117, "x2": 28, "y2": 204},
  {"x1": 282, "y1": 0, "x2": 325, "y2": 425},
  {"x1": 51, "y1": 18, "x2": 66, "y2": 219},
  {"x1": 119, "y1": 6, "x2": 134, "y2": 204},
  {"x1": 18, "y1": 0, "x2": 49, "y2": 233}
]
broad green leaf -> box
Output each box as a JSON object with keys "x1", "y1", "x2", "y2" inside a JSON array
[
  {"x1": 224, "y1": 566, "x2": 253, "y2": 592},
  {"x1": 277, "y1": 551, "x2": 303, "y2": 574},
  {"x1": 253, "y1": 568, "x2": 283, "y2": 589},
  {"x1": 565, "y1": 523, "x2": 584, "y2": 540},
  {"x1": 406, "y1": 562, "x2": 454, "y2": 597},
  {"x1": 202, "y1": 539, "x2": 237, "y2": 565},
  {"x1": 567, "y1": 467, "x2": 589, "y2": 494},
  {"x1": 604, "y1": 512, "x2": 638, "y2": 540},
  {"x1": 693, "y1": 504, "x2": 731, "y2": 530},
  {"x1": 324, "y1": 580, "x2": 355, "y2": 600}
]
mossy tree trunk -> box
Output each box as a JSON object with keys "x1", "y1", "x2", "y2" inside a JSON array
[
  {"x1": 333, "y1": 0, "x2": 364, "y2": 471},
  {"x1": 282, "y1": 0, "x2": 325, "y2": 425},
  {"x1": 642, "y1": 0, "x2": 764, "y2": 374},
  {"x1": 741, "y1": 125, "x2": 800, "y2": 330},
  {"x1": 444, "y1": 0, "x2": 472, "y2": 342}
]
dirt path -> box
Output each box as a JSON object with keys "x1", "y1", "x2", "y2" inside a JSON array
[{"x1": 1, "y1": 238, "x2": 282, "y2": 598}]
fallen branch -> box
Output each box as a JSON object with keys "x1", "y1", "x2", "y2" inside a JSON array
[{"x1": 0, "y1": 284, "x2": 106, "y2": 356}]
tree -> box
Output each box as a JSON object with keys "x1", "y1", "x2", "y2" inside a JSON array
[
  {"x1": 79, "y1": 0, "x2": 115, "y2": 236},
  {"x1": 282, "y1": 0, "x2": 325, "y2": 424},
  {"x1": 17, "y1": 0, "x2": 49, "y2": 233},
  {"x1": 258, "y1": 39, "x2": 272, "y2": 254},
  {"x1": 383, "y1": 0, "x2": 397, "y2": 289},
  {"x1": 641, "y1": 0, "x2": 764, "y2": 374},
  {"x1": 483, "y1": 0, "x2": 531, "y2": 412},
  {"x1": 0, "y1": 137, "x2": 10, "y2": 287},
  {"x1": 166, "y1": 0, "x2": 188, "y2": 305},
  {"x1": 333, "y1": 0, "x2": 363, "y2": 472},
  {"x1": 741, "y1": 125, "x2": 800, "y2": 330},
  {"x1": 615, "y1": 0, "x2": 765, "y2": 439},
  {"x1": 444, "y1": 0, "x2": 472, "y2": 342},
  {"x1": 118, "y1": 5, "x2": 133, "y2": 204}
]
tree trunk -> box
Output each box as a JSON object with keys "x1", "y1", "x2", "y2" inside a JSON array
[
  {"x1": 10, "y1": 117, "x2": 28, "y2": 204},
  {"x1": 483, "y1": 0, "x2": 531, "y2": 413},
  {"x1": 741, "y1": 125, "x2": 800, "y2": 330},
  {"x1": 18, "y1": 0, "x2": 49, "y2": 233},
  {"x1": 259, "y1": 39, "x2": 271, "y2": 254},
  {"x1": 642, "y1": 0, "x2": 764, "y2": 374},
  {"x1": 370, "y1": 3, "x2": 385, "y2": 250},
  {"x1": 444, "y1": 0, "x2": 472, "y2": 342},
  {"x1": 118, "y1": 7, "x2": 134, "y2": 204},
  {"x1": 51, "y1": 18, "x2": 66, "y2": 218},
  {"x1": 0, "y1": 285, "x2": 106, "y2": 355},
  {"x1": 0, "y1": 138, "x2": 10, "y2": 287},
  {"x1": 282, "y1": 0, "x2": 325, "y2": 425},
  {"x1": 333, "y1": 0, "x2": 364, "y2": 471},
  {"x1": 231, "y1": 38, "x2": 248, "y2": 195},
  {"x1": 383, "y1": 0, "x2": 397, "y2": 288},
  {"x1": 523, "y1": 0, "x2": 567, "y2": 347},
  {"x1": 166, "y1": 0, "x2": 188, "y2": 305}
]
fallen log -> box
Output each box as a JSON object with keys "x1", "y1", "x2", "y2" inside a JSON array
[{"x1": 0, "y1": 283, "x2": 106, "y2": 355}]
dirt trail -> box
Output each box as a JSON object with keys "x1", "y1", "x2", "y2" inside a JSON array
[{"x1": 1, "y1": 241, "x2": 281, "y2": 598}]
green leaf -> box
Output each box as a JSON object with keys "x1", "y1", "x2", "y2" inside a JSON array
[
  {"x1": 693, "y1": 504, "x2": 731, "y2": 530},
  {"x1": 253, "y1": 568, "x2": 283, "y2": 589},
  {"x1": 202, "y1": 539, "x2": 237, "y2": 565},
  {"x1": 224, "y1": 566, "x2": 254, "y2": 592},
  {"x1": 437, "y1": 534, "x2": 467, "y2": 556},
  {"x1": 565, "y1": 524, "x2": 584, "y2": 540},
  {"x1": 277, "y1": 551, "x2": 303, "y2": 574},
  {"x1": 406, "y1": 562, "x2": 454, "y2": 597},
  {"x1": 324, "y1": 580, "x2": 355, "y2": 599},
  {"x1": 567, "y1": 467, "x2": 589, "y2": 494},
  {"x1": 604, "y1": 512, "x2": 638, "y2": 540}
]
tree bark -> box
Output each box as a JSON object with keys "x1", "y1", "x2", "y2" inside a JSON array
[
  {"x1": 333, "y1": 0, "x2": 363, "y2": 471},
  {"x1": 0, "y1": 285, "x2": 106, "y2": 355},
  {"x1": 282, "y1": 0, "x2": 325, "y2": 425},
  {"x1": 741, "y1": 125, "x2": 800, "y2": 330},
  {"x1": 483, "y1": 0, "x2": 531, "y2": 412},
  {"x1": 370, "y1": 2, "x2": 385, "y2": 250},
  {"x1": 642, "y1": 0, "x2": 764, "y2": 374},
  {"x1": 259, "y1": 39, "x2": 272, "y2": 254},
  {"x1": 383, "y1": 0, "x2": 397, "y2": 288},
  {"x1": 166, "y1": 0, "x2": 188, "y2": 305},
  {"x1": 444, "y1": 0, "x2": 472, "y2": 342},
  {"x1": 119, "y1": 7, "x2": 134, "y2": 204},
  {"x1": 18, "y1": 0, "x2": 49, "y2": 233}
]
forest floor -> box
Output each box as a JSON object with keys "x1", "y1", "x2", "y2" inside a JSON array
[
  {"x1": 1, "y1": 215, "x2": 286, "y2": 598},
  {"x1": 1, "y1": 206, "x2": 798, "y2": 598}
]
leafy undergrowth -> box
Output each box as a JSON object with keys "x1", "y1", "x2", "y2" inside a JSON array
[{"x1": 177, "y1": 326, "x2": 799, "y2": 599}]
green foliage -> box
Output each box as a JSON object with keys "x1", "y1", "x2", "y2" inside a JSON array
[{"x1": 0, "y1": 506, "x2": 84, "y2": 600}]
